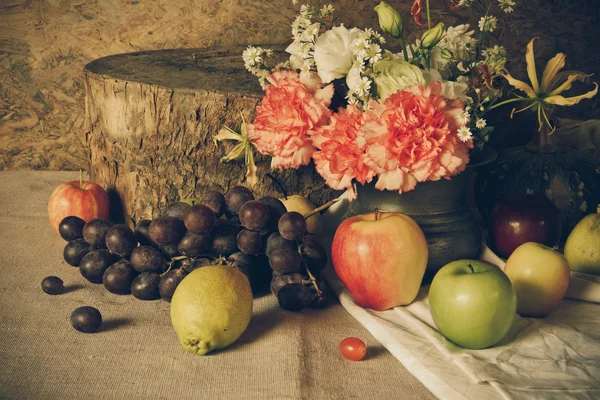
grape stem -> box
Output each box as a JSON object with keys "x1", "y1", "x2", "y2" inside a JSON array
[
  {"x1": 303, "y1": 197, "x2": 341, "y2": 220},
  {"x1": 161, "y1": 261, "x2": 174, "y2": 277},
  {"x1": 298, "y1": 243, "x2": 322, "y2": 296},
  {"x1": 266, "y1": 173, "x2": 288, "y2": 199}
]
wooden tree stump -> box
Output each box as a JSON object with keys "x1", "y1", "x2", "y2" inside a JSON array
[{"x1": 84, "y1": 47, "x2": 339, "y2": 223}]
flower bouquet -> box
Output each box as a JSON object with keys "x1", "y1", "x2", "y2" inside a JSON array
[{"x1": 215, "y1": 0, "x2": 597, "y2": 201}]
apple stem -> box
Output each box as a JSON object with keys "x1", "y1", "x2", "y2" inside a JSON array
[
  {"x1": 375, "y1": 208, "x2": 380, "y2": 221},
  {"x1": 79, "y1": 169, "x2": 83, "y2": 188},
  {"x1": 303, "y1": 197, "x2": 340, "y2": 220},
  {"x1": 467, "y1": 263, "x2": 475, "y2": 273},
  {"x1": 597, "y1": 204, "x2": 600, "y2": 214}
]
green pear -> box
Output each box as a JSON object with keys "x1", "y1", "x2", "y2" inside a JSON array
[
  {"x1": 280, "y1": 195, "x2": 323, "y2": 234},
  {"x1": 565, "y1": 205, "x2": 600, "y2": 275},
  {"x1": 170, "y1": 265, "x2": 253, "y2": 355}
]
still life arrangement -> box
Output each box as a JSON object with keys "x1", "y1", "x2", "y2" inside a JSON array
[{"x1": 40, "y1": 0, "x2": 600, "y2": 375}]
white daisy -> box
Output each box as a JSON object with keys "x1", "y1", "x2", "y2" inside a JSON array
[
  {"x1": 498, "y1": 0, "x2": 516, "y2": 13},
  {"x1": 457, "y1": 126, "x2": 473, "y2": 142},
  {"x1": 457, "y1": 111, "x2": 470, "y2": 125},
  {"x1": 475, "y1": 119, "x2": 487, "y2": 129},
  {"x1": 320, "y1": 5, "x2": 334, "y2": 17},
  {"x1": 355, "y1": 77, "x2": 372, "y2": 97}
]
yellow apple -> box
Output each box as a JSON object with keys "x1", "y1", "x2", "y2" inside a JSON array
[
  {"x1": 279, "y1": 195, "x2": 323, "y2": 234},
  {"x1": 503, "y1": 242, "x2": 570, "y2": 318}
]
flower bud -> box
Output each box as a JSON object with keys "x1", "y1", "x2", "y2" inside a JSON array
[
  {"x1": 440, "y1": 48, "x2": 454, "y2": 60},
  {"x1": 374, "y1": 2, "x2": 403, "y2": 38},
  {"x1": 420, "y1": 22, "x2": 445, "y2": 50}
]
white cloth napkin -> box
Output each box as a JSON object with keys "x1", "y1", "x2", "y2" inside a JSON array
[{"x1": 321, "y1": 193, "x2": 600, "y2": 400}]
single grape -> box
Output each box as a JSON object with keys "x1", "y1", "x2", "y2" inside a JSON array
[
  {"x1": 159, "y1": 269, "x2": 187, "y2": 302},
  {"x1": 149, "y1": 216, "x2": 185, "y2": 246},
  {"x1": 134, "y1": 220, "x2": 155, "y2": 246},
  {"x1": 210, "y1": 224, "x2": 241, "y2": 256},
  {"x1": 236, "y1": 229, "x2": 263, "y2": 255},
  {"x1": 83, "y1": 218, "x2": 114, "y2": 247},
  {"x1": 183, "y1": 204, "x2": 217, "y2": 234},
  {"x1": 130, "y1": 245, "x2": 165, "y2": 273},
  {"x1": 103, "y1": 259, "x2": 138, "y2": 295},
  {"x1": 131, "y1": 272, "x2": 161, "y2": 300},
  {"x1": 278, "y1": 212, "x2": 307, "y2": 241},
  {"x1": 199, "y1": 190, "x2": 226, "y2": 217},
  {"x1": 105, "y1": 225, "x2": 138, "y2": 257},
  {"x1": 340, "y1": 337, "x2": 367, "y2": 361},
  {"x1": 277, "y1": 283, "x2": 313, "y2": 312},
  {"x1": 164, "y1": 201, "x2": 190, "y2": 219},
  {"x1": 249, "y1": 255, "x2": 272, "y2": 295},
  {"x1": 41, "y1": 276, "x2": 64, "y2": 295},
  {"x1": 178, "y1": 232, "x2": 211, "y2": 257},
  {"x1": 259, "y1": 197, "x2": 287, "y2": 228},
  {"x1": 79, "y1": 249, "x2": 116, "y2": 284},
  {"x1": 70, "y1": 306, "x2": 102, "y2": 333},
  {"x1": 270, "y1": 272, "x2": 304, "y2": 298},
  {"x1": 239, "y1": 200, "x2": 270, "y2": 231},
  {"x1": 268, "y1": 248, "x2": 303, "y2": 274},
  {"x1": 265, "y1": 232, "x2": 295, "y2": 257},
  {"x1": 224, "y1": 186, "x2": 254, "y2": 214},
  {"x1": 59, "y1": 216, "x2": 85, "y2": 241},
  {"x1": 300, "y1": 239, "x2": 328, "y2": 274},
  {"x1": 63, "y1": 238, "x2": 91, "y2": 267},
  {"x1": 227, "y1": 251, "x2": 253, "y2": 279},
  {"x1": 160, "y1": 243, "x2": 181, "y2": 258}
]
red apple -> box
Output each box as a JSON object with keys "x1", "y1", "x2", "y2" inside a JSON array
[
  {"x1": 48, "y1": 179, "x2": 110, "y2": 236},
  {"x1": 490, "y1": 194, "x2": 561, "y2": 259},
  {"x1": 331, "y1": 211, "x2": 428, "y2": 311}
]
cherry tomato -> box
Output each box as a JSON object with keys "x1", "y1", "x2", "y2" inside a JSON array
[{"x1": 340, "y1": 337, "x2": 367, "y2": 361}]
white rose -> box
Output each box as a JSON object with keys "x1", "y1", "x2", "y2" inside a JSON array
[
  {"x1": 373, "y1": 59, "x2": 425, "y2": 100},
  {"x1": 423, "y1": 69, "x2": 471, "y2": 103},
  {"x1": 313, "y1": 26, "x2": 362, "y2": 84}
]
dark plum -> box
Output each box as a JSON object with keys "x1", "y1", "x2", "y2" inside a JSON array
[
  {"x1": 41, "y1": 276, "x2": 64, "y2": 295},
  {"x1": 105, "y1": 225, "x2": 137, "y2": 257},
  {"x1": 199, "y1": 190, "x2": 226, "y2": 217},
  {"x1": 269, "y1": 248, "x2": 303, "y2": 274},
  {"x1": 183, "y1": 204, "x2": 217, "y2": 234},
  {"x1": 278, "y1": 212, "x2": 307, "y2": 241},
  {"x1": 59, "y1": 216, "x2": 85, "y2": 241},
  {"x1": 103, "y1": 259, "x2": 138, "y2": 295},
  {"x1": 177, "y1": 232, "x2": 211, "y2": 257},
  {"x1": 130, "y1": 245, "x2": 165, "y2": 273},
  {"x1": 159, "y1": 269, "x2": 187, "y2": 302},
  {"x1": 131, "y1": 272, "x2": 161, "y2": 300},
  {"x1": 148, "y1": 216, "x2": 185, "y2": 246},
  {"x1": 83, "y1": 218, "x2": 114, "y2": 247},
  {"x1": 164, "y1": 201, "x2": 190, "y2": 219},
  {"x1": 79, "y1": 249, "x2": 115, "y2": 284},
  {"x1": 239, "y1": 201, "x2": 270, "y2": 231},
  {"x1": 70, "y1": 306, "x2": 102, "y2": 333},
  {"x1": 134, "y1": 220, "x2": 155, "y2": 246},
  {"x1": 236, "y1": 229, "x2": 263, "y2": 255},
  {"x1": 265, "y1": 232, "x2": 295, "y2": 257},
  {"x1": 63, "y1": 238, "x2": 92, "y2": 267},
  {"x1": 224, "y1": 186, "x2": 254, "y2": 215}
]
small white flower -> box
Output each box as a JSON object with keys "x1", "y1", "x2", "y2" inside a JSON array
[
  {"x1": 479, "y1": 105, "x2": 485, "y2": 112},
  {"x1": 355, "y1": 76, "x2": 372, "y2": 97},
  {"x1": 476, "y1": 119, "x2": 487, "y2": 129},
  {"x1": 456, "y1": 75, "x2": 470, "y2": 84},
  {"x1": 465, "y1": 105, "x2": 472, "y2": 112},
  {"x1": 300, "y1": 5, "x2": 314, "y2": 17},
  {"x1": 457, "y1": 111, "x2": 470, "y2": 125},
  {"x1": 478, "y1": 16, "x2": 497, "y2": 32},
  {"x1": 457, "y1": 126, "x2": 473, "y2": 142},
  {"x1": 367, "y1": 44, "x2": 382, "y2": 64},
  {"x1": 292, "y1": 0, "x2": 297, "y2": 4},
  {"x1": 320, "y1": 4, "x2": 334, "y2": 17},
  {"x1": 302, "y1": 23, "x2": 321, "y2": 41},
  {"x1": 498, "y1": 0, "x2": 516, "y2": 13}
]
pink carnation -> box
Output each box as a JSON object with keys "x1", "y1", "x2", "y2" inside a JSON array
[
  {"x1": 312, "y1": 105, "x2": 386, "y2": 200},
  {"x1": 247, "y1": 70, "x2": 334, "y2": 169},
  {"x1": 365, "y1": 82, "x2": 473, "y2": 194}
]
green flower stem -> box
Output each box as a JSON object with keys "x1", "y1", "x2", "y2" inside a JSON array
[
  {"x1": 398, "y1": 37, "x2": 409, "y2": 62},
  {"x1": 426, "y1": 0, "x2": 431, "y2": 29},
  {"x1": 486, "y1": 97, "x2": 529, "y2": 112}
]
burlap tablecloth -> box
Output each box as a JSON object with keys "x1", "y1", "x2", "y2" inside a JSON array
[{"x1": 0, "y1": 171, "x2": 436, "y2": 400}]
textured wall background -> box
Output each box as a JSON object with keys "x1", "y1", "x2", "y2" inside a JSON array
[{"x1": 1, "y1": 0, "x2": 599, "y2": 170}]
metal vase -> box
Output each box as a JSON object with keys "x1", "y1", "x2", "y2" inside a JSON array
[{"x1": 344, "y1": 147, "x2": 497, "y2": 283}]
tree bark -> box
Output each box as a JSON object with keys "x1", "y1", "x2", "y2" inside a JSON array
[{"x1": 84, "y1": 47, "x2": 339, "y2": 224}]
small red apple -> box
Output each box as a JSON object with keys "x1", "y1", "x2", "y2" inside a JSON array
[
  {"x1": 490, "y1": 194, "x2": 561, "y2": 259},
  {"x1": 48, "y1": 177, "x2": 110, "y2": 236},
  {"x1": 331, "y1": 210, "x2": 428, "y2": 311}
]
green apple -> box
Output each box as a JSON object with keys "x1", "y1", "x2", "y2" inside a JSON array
[
  {"x1": 429, "y1": 260, "x2": 517, "y2": 350},
  {"x1": 504, "y1": 242, "x2": 570, "y2": 318}
]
